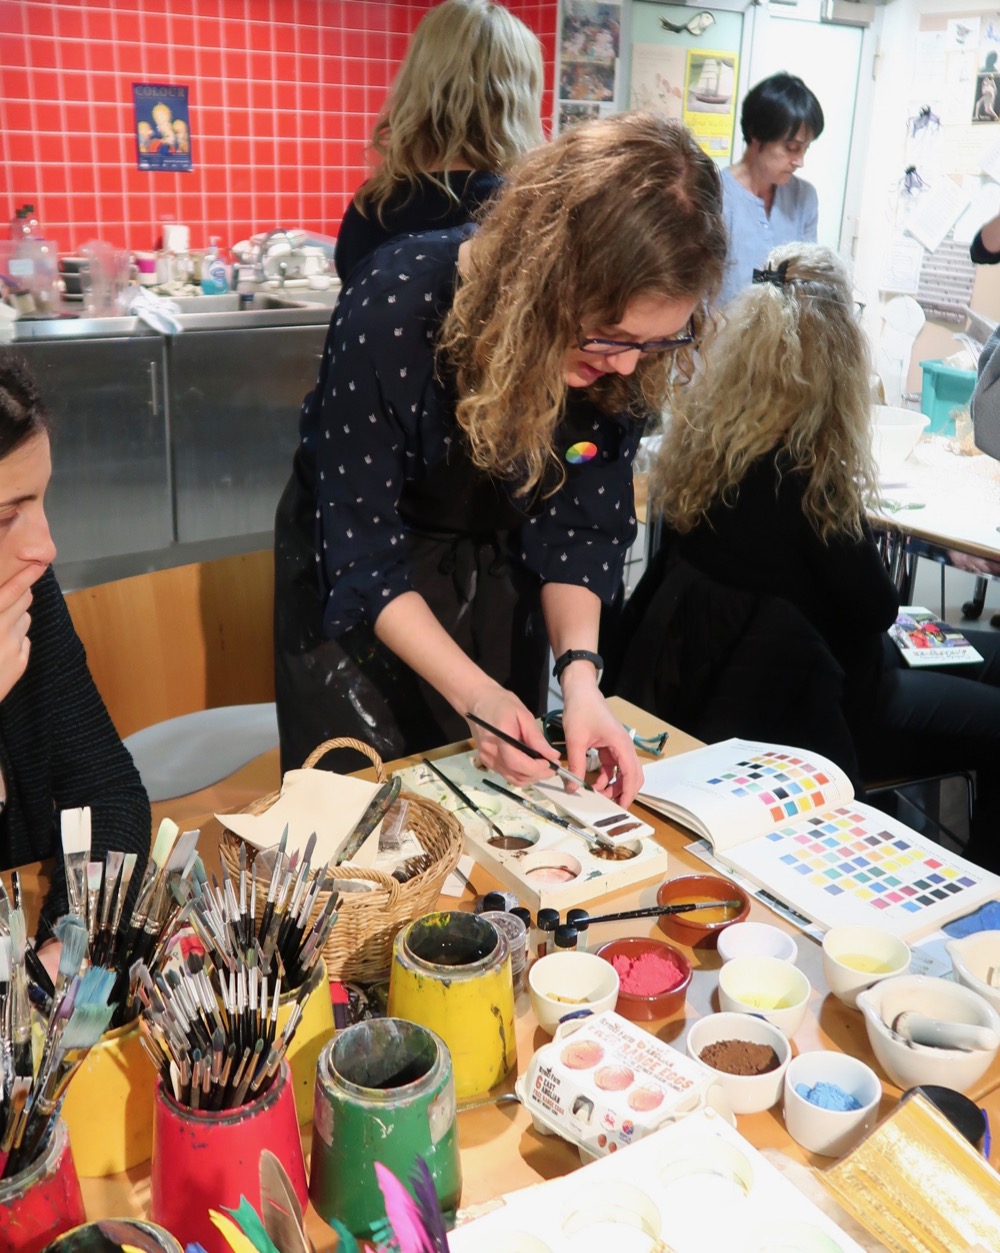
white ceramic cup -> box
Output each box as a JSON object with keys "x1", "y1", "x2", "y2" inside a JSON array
[
  {"x1": 717, "y1": 955, "x2": 811, "y2": 1036},
  {"x1": 686, "y1": 1012, "x2": 791, "y2": 1115},
  {"x1": 782, "y1": 1050, "x2": 881, "y2": 1157},
  {"x1": 717, "y1": 921, "x2": 798, "y2": 965},
  {"x1": 527, "y1": 950, "x2": 619, "y2": 1036},
  {"x1": 822, "y1": 924, "x2": 910, "y2": 1008}
]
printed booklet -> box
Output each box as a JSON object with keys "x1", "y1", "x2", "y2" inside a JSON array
[
  {"x1": 889, "y1": 606, "x2": 983, "y2": 667},
  {"x1": 636, "y1": 738, "x2": 999, "y2": 941}
]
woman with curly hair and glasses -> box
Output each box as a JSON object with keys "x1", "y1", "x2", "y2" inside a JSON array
[
  {"x1": 610, "y1": 243, "x2": 1000, "y2": 869},
  {"x1": 333, "y1": 0, "x2": 544, "y2": 283},
  {"x1": 275, "y1": 112, "x2": 727, "y2": 802}
]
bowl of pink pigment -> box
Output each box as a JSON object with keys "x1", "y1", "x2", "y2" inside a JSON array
[{"x1": 595, "y1": 936, "x2": 692, "y2": 1021}]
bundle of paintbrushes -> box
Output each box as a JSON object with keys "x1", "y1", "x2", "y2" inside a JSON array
[
  {"x1": 128, "y1": 825, "x2": 339, "y2": 1113},
  {"x1": 130, "y1": 908, "x2": 335, "y2": 1113},
  {"x1": 60, "y1": 811, "x2": 204, "y2": 1028},
  {"x1": 188, "y1": 830, "x2": 340, "y2": 991},
  {"x1": 0, "y1": 899, "x2": 117, "y2": 1180}
]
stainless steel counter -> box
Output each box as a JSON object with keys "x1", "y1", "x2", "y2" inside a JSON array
[
  {"x1": 11, "y1": 290, "x2": 331, "y2": 340},
  {"x1": 11, "y1": 289, "x2": 335, "y2": 585}
]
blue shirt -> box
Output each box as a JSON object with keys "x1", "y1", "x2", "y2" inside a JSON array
[{"x1": 718, "y1": 165, "x2": 818, "y2": 307}]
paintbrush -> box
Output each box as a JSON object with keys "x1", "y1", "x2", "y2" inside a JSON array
[
  {"x1": 481, "y1": 777, "x2": 618, "y2": 852},
  {"x1": 570, "y1": 899, "x2": 745, "y2": 929},
  {"x1": 60, "y1": 806, "x2": 92, "y2": 921},
  {"x1": 464, "y1": 712, "x2": 594, "y2": 791},
  {"x1": 422, "y1": 757, "x2": 510, "y2": 843}
]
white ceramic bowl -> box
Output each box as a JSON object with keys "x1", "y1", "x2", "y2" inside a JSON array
[
  {"x1": 782, "y1": 1050, "x2": 882, "y2": 1157},
  {"x1": 686, "y1": 1012, "x2": 791, "y2": 1114},
  {"x1": 717, "y1": 921, "x2": 798, "y2": 965},
  {"x1": 946, "y1": 932, "x2": 1000, "y2": 1014},
  {"x1": 857, "y1": 973, "x2": 1000, "y2": 1092},
  {"x1": 871, "y1": 405, "x2": 930, "y2": 480},
  {"x1": 717, "y1": 955, "x2": 811, "y2": 1036},
  {"x1": 822, "y1": 924, "x2": 911, "y2": 1009},
  {"x1": 528, "y1": 950, "x2": 619, "y2": 1036}
]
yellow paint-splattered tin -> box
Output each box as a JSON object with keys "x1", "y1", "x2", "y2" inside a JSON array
[{"x1": 388, "y1": 911, "x2": 516, "y2": 1100}]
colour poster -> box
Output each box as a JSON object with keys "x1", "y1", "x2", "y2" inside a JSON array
[{"x1": 133, "y1": 83, "x2": 192, "y2": 172}]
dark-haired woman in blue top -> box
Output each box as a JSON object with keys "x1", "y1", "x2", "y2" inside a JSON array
[{"x1": 718, "y1": 72, "x2": 825, "y2": 307}]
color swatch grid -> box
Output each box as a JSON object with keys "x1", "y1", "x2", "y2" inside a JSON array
[
  {"x1": 765, "y1": 808, "x2": 979, "y2": 917},
  {"x1": 707, "y1": 752, "x2": 830, "y2": 823}
]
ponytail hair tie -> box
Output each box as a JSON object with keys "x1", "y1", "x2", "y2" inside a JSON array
[{"x1": 752, "y1": 260, "x2": 790, "y2": 287}]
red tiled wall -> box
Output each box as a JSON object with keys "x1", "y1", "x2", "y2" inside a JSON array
[{"x1": 0, "y1": 0, "x2": 558, "y2": 256}]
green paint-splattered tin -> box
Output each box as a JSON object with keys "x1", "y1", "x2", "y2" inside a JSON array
[{"x1": 309, "y1": 1018, "x2": 461, "y2": 1236}]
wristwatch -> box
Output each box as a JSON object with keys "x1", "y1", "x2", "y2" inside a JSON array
[{"x1": 552, "y1": 649, "x2": 604, "y2": 682}]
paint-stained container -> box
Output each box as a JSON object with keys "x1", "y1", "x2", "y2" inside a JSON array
[
  {"x1": 388, "y1": 911, "x2": 516, "y2": 1100},
  {"x1": 59, "y1": 1017, "x2": 155, "y2": 1176},
  {"x1": 0, "y1": 1120, "x2": 87, "y2": 1253},
  {"x1": 310, "y1": 1019, "x2": 461, "y2": 1236},
  {"x1": 149, "y1": 1061, "x2": 306, "y2": 1253},
  {"x1": 276, "y1": 958, "x2": 335, "y2": 1124}
]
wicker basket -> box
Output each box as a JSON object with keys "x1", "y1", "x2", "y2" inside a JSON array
[{"x1": 219, "y1": 737, "x2": 465, "y2": 982}]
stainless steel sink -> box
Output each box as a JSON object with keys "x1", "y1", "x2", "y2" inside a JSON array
[{"x1": 11, "y1": 288, "x2": 332, "y2": 342}]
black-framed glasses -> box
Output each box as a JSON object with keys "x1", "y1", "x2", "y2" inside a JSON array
[{"x1": 578, "y1": 317, "x2": 695, "y2": 357}]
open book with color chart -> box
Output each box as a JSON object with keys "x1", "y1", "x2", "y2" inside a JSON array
[{"x1": 636, "y1": 738, "x2": 1000, "y2": 942}]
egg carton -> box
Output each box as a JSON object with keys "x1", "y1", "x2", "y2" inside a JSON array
[{"x1": 449, "y1": 1107, "x2": 866, "y2": 1253}]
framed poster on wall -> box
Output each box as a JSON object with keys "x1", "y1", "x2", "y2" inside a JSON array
[
  {"x1": 682, "y1": 50, "x2": 739, "y2": 159},
  {"x1": 557, "y1": 2, "x2": 623, "y2": 131}
]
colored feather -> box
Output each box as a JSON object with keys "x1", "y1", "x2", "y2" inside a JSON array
[
  {"x1": 259, "y1": 1148, "x2": 313, "y2": 1253},
  {"x1": 209, "y1": 1209, "x2": 264, "y2": 1253},
  {"x1": 372, "y1": 1161, "x2": 433, "y2": 1253},
  {"x1": 327, "y1": 1217, "x2": 361, "y2": 1253},
  {"x1": 224, "y1": 1197, "x2": 281, "y2": 1253},
  {"x1": 408, "y1": 1158, "x2": 450, "y2": 1253}
]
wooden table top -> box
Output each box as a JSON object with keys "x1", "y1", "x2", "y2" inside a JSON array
[{"x1": 7, "y1": 698, "x2": 1000, "y2": 1247}]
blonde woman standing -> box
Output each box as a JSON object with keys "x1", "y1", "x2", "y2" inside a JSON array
[
  {"x1": 333, "y1": 0, "x2": 544, "y2": 283},
  {"x1": 611, "y1": 244, "x2": 1000, "y2": 870},
  {"x1": 275, "y1": 113, "x2": 727, "y2": 801}
]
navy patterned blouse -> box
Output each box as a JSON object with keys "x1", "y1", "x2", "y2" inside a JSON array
[{"x1": 297, "y1": 227, "x2": 643, "y2": 639}]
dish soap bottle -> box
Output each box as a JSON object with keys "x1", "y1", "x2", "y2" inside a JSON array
[{"x1": 200, "y1": 237, "x2": 228, "y2": 295}]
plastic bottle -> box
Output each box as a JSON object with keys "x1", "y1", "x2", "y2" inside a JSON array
[
  {"x1": 23, "y1": 204, "x2": 40, "y2": 237},
  {"x1": 9, "y1": 208, "x2": 28, "y2": 241},
  {"x1": 200, "y1": 236, "x2": 228, "y2": 295}
]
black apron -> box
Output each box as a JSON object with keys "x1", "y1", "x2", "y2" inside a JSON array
[{"x1": 273, "y1": 443, "x2": 548, "y2": 776}]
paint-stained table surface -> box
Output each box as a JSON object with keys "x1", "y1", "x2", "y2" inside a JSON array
[{"x1": 8, "y1": 698, "x2": 1000, "y2": 1245}]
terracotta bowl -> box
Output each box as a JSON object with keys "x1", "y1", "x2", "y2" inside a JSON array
[
  {"x1": 594, "y1": 936, "x2": 692, "y2": 1022},
  {"x1": 656, "y1": 874, "x2": 750, "y2": 948}
]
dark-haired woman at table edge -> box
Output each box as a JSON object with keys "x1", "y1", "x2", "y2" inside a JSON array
[{"x1": 0, "y1": 351, "x2": 150, "y2": 968}]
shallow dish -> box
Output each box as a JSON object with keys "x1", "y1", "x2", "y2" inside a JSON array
[
  {"x1": 528, "y1": 951, "x2": 620, "y2": 1036},
  {"x1": 857, "y1": 973, "x2": 1000, "y2": 1092},
  {"x1": 594, "y1": 936, "x2": 691, "y2": 1022},
  {"x1": 656, "y1": 874, "x2": 750, "y2": 948},
  {"x1": 718, "y1": 955, "x2": 811, "y2": 1036},
  {"x1": 945, "y1": 931, "x2": 1000, "y2": 1014},
  {"x1": 686, "y1": 1012, "x2": 791, "y2": 1115}
]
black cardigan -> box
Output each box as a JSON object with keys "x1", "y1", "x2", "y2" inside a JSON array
[{"x1": 0, "y1": 568, "x2": 150, "y2": 934}]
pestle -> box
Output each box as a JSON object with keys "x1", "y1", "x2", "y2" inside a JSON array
[{"x1": 891, "y1": 1010, "x2": 1000, "y2": 1053}]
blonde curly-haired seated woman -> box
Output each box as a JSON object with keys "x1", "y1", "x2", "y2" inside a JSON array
[
  {"x1": 275, "y1": 113, "x2": 727, "y2": 805},
  {"x1": 608, "y1": 244, "x2": 1000, "y2": 870}
]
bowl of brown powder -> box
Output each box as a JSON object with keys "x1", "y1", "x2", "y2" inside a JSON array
[{"x1": 686, "y1": 1012, "x2": 791, "y2": 1114}]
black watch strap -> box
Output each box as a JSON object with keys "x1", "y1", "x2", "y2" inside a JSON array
[{"x1": 552, "y1": 649, "x2": 603, "y2": 682}]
